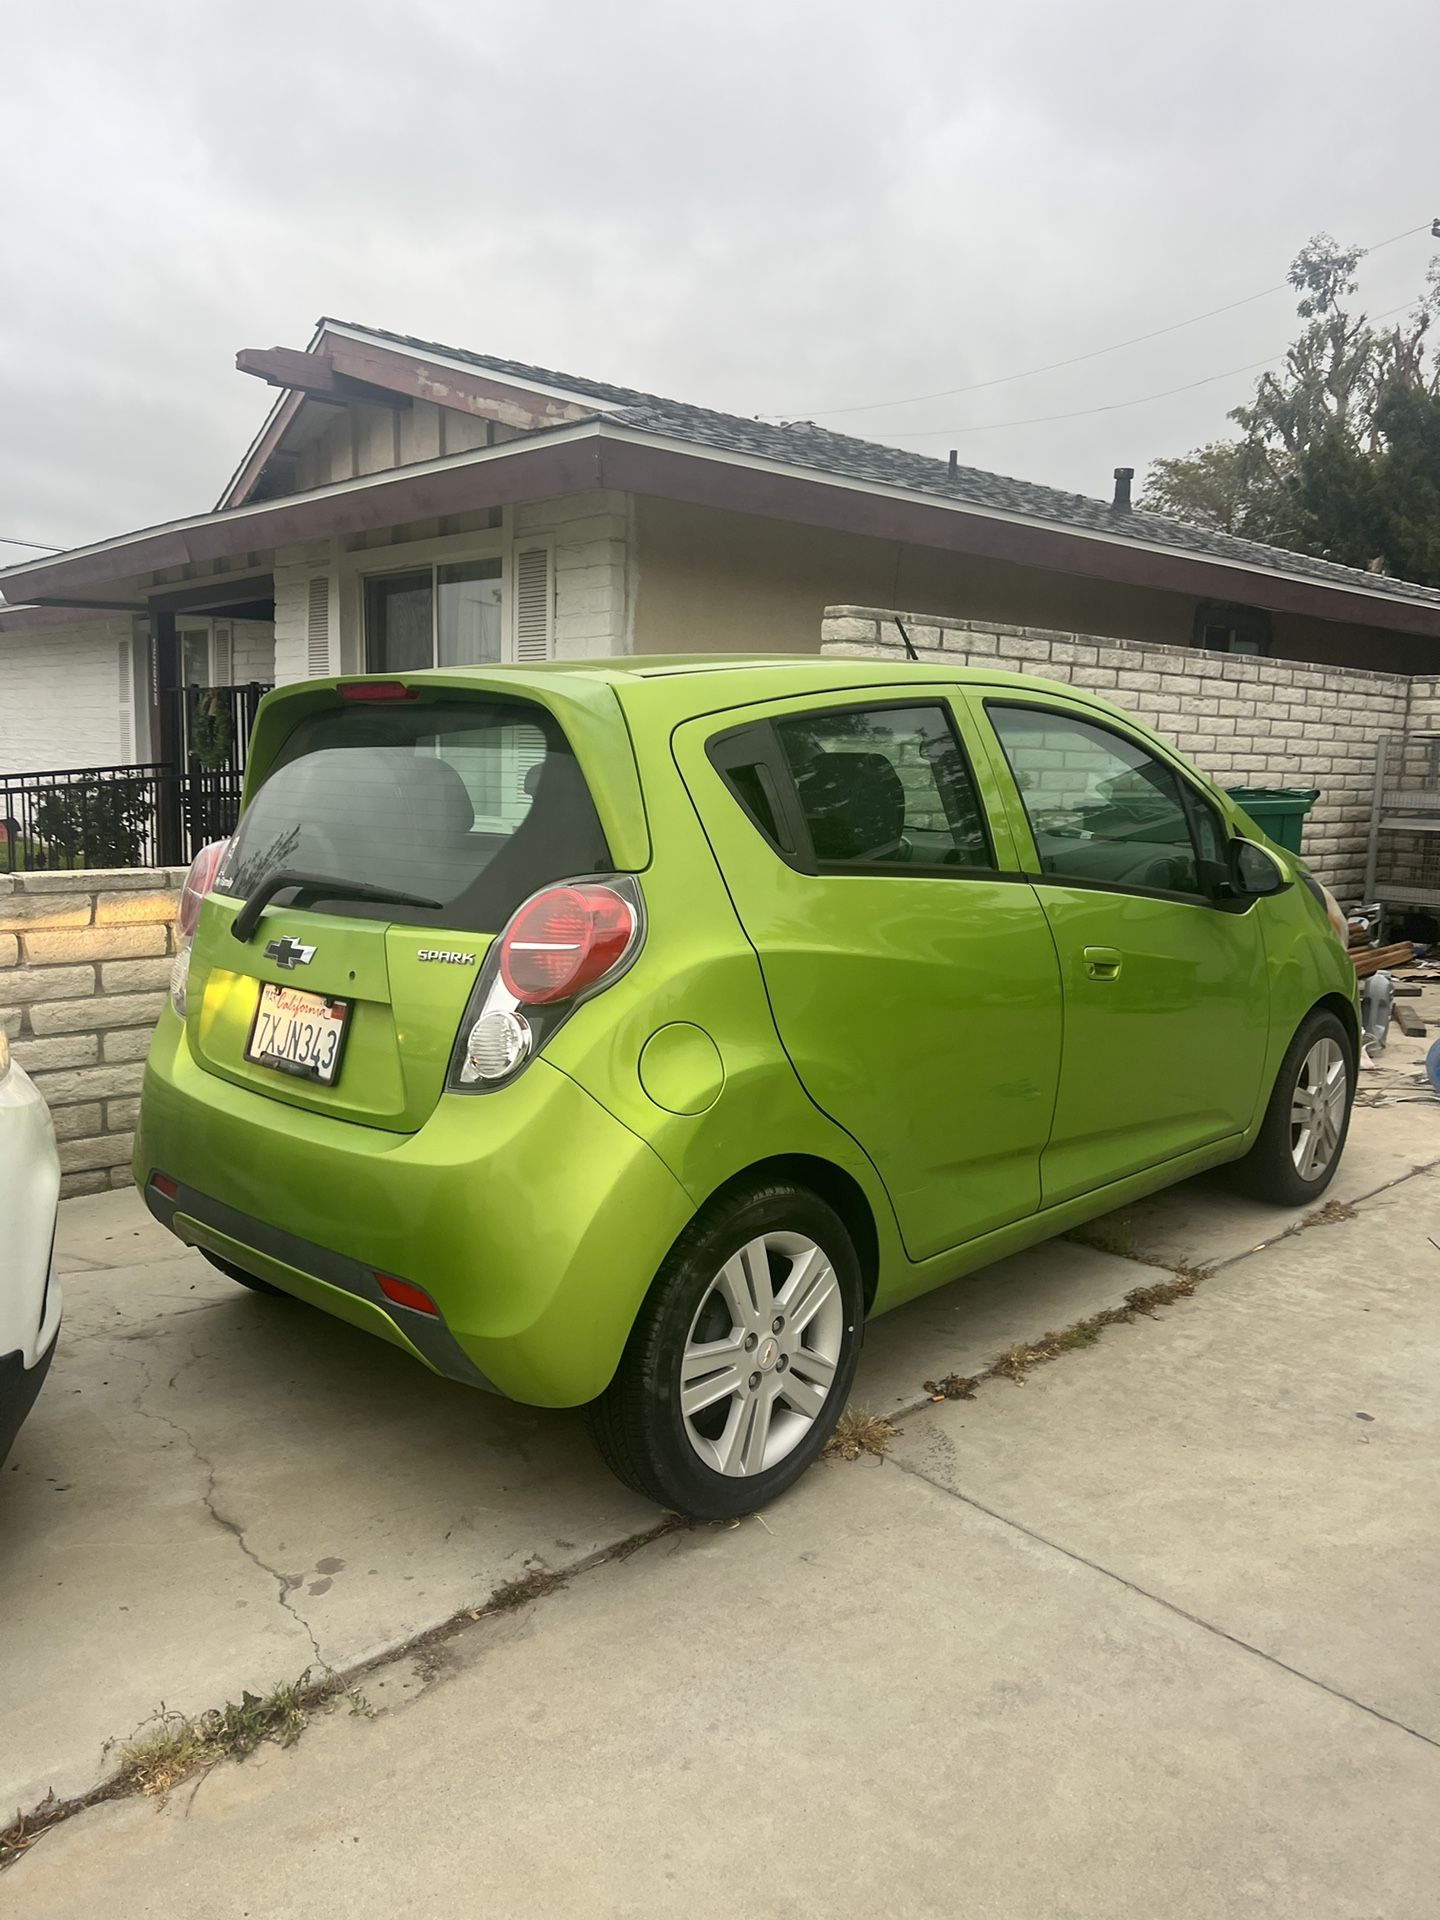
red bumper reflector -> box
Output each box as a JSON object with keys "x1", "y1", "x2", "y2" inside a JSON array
[
  {"x1": 376, "y1": 1273, "x2": 439, "y2": 1317},
  {"x1": 338, "y1": 681, "x2": 417, "y2": 703},
  {"x1": 152, "y1": 1173, "x2": 179, "y2": 1200}
]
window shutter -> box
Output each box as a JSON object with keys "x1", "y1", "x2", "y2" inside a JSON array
[
  {"x1": 117, "y1": 639, "x2": 135, "y2": 761},
  {"x1": 211, "y1": 622, "x2": 233, "y2": 687},
  {"x1": 512, "y1": 544, "x2": 554, "y2": 663},
  {"x1": 306, "y1": 576, "x2": 332, "y2": 676}
]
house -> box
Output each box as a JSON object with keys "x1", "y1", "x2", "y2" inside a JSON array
[{"x1": 4, "y1": 316, "x2": 1440, "y2": 785}]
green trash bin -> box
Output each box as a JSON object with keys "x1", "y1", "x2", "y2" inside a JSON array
[{"x1": 1225, "y1": 786, "x2": 1319, "y2": 855}]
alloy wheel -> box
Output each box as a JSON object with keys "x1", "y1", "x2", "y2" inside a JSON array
[
  {"x1": 679, "y1": 1231, "x2": 845, "y2": 1477},
  {"x1": 1290, "y1": 1036, "x2": 1347, "y2": 1180}
]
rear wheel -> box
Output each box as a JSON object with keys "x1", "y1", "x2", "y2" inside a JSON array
[
  {"x1": 199, "y1": 1250, "x2": 286, "y2": 1298},
  {"x1": 589, "y1": 1182, "x2": 864, "y2": 1522},
  {"x1": 1230, "y1": 1007, "x2": 1354, "y2": 1206}
]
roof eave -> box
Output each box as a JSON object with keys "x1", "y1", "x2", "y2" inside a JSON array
[{"x1": 6, "y1": 414, "x2": 1439, "y2": 641}]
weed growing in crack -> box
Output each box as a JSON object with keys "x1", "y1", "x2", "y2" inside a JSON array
[
  {"x1": 923, "y1": 1274, "x2": 1199, "y2": 1400},
  {"x1": 115, "y1": 1673, "x2": 335, "y2": 1798},
  {"x1": 823, "y1": 1408, "x2": 897, "y2": 1461}
]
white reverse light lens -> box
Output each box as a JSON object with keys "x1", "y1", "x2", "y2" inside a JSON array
[
  {"x1": 170, "y1": 945, "x2": 192, "y2": 1020},
  {"x1": 461, "y1": 1009, "x2": 531, "y2": 1084}
]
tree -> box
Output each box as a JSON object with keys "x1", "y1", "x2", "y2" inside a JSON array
[{"x1": 1139, "y1": 235, "x2": 1440, "y2": 584}]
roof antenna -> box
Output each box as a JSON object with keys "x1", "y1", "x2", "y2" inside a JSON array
[
  {"x1": 893, "y1": 615, "x2": 920, "y2": 662},
  {"x1": 948, "y1": 450, "x2": 958, "y2": 478}
]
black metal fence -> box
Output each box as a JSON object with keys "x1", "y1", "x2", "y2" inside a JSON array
[{"x1": 1, "y1": 682, "x2": 270, "y2": 874}]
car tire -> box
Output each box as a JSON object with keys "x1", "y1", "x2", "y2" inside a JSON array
[
  {"x1": 588, "y1": 1181, "x2": 864, "y2": 1522},
  {"x1": 199, "y1": 1250, "x2": 286, "y2": 1298},
  {"x1": 1229, "y1": 1006, "x2": 1355, "y2": 1207}
]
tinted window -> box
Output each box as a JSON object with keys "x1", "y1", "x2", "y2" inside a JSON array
[
  {"x1": 774, "y1": 705, "x2": 992, "y2": 871},
  {"x1": 217, "y1": 699, "x2": 609, "y2": 931},
  {"x1": 989, "y1": 704, "x2": 1202, "y2": 895}
]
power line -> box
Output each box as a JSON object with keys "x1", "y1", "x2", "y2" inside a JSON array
[
  {"x1": 899, "y1": 297, "x2": 1420, "y2": 438},
  {"x1": 766, "y1": 220, "x2": 1435, "y2": 421},
  {"x1": 0, "y1": 534, "x2": 64, "y2": 552}
]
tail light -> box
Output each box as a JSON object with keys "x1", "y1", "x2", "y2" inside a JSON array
[
  {"x1": 177, "y1": 838, "x2": 229, "y2": 942},
  {"x1": 171, "y1": 837, "x2": 229, "y2": 1017},
  {"x1": 447, "y1": 877, "x2": 643, "y2": 1092},
  {"x1": 499, "y1": 885, "x2": 636, "y2": 1005}
]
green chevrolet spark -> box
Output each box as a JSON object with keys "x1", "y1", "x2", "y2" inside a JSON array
[{"x1": 137, "y1": 657, "x2": 1356, "y2": 1519}]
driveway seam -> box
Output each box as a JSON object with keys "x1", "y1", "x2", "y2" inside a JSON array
[{"x1": 884, "y1": 1451, "x2": 1440, "y2": 1754}]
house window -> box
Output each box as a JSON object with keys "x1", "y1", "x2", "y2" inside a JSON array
[
  {"x1": 364, "y1": 558, "x2": 503, "y2": 671},
  {"x1": 1194, "y1": 602, "x2": 1270, "y2": 656}
]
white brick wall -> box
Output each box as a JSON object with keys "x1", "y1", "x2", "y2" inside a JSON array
[
  {"x1": 272, "y1": 542, "x2": 335, "y2": 684},
  {"x1": 0, "y1": 619, "x2": 139, "y2": 776},
  {"x1": 516, "y1": 491, "x2": 630, "y2": 659},
  {"x1": 1, "y1": 866, "x2": 186, "y2": 1196},
  {"x1": 229, "y1": 618, "x2": 276, "y2": 683},
  {"x1": 822, "y1": 608, "x2": 1416, "y2": 896}
]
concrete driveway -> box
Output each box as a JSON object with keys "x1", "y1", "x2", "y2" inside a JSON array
[{"x1": 5, "y1": 992, "x2": 1439, "y2": 1913}]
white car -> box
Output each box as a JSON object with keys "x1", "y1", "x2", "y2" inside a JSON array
[{"x1": 1, "y1": 1029, "x2": 61, "y2": 1468}]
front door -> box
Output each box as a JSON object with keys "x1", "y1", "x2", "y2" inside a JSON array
[
  {"x1": 675, "y1": 692, "x2": 1062, "y2": 1264},
  {"x1": 975, "y1": 696, "x2": 1269, "y2": 1206}
]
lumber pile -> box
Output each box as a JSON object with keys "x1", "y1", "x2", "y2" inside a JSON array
[{"x1": 1349, "y1": 940, "x2": 1415, "y2": 979}]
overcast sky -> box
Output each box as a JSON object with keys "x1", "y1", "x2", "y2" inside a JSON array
[{"x1": 2, "y1": 0, "x2": 1437, "y2": 557}]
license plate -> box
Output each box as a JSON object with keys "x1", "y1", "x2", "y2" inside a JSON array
[{"x1": 245, "y1": 983, "x2": 352, "y2": 1085}]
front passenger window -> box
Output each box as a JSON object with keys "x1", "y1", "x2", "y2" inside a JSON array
[{"x1": 990, "y1": 704, "x2": 1202, "y2": 896}]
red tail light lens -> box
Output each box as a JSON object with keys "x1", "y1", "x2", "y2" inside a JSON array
[
  {"x1": 338, "y1": 681, "x2": 417, "y2": 702},
  {"x1": 177, "y1": 838, "x2": 229, "y2": 941},
  {"x1": 376, "y1": 1273, "x2": 439, "y2": 1317},
  {"x1": 499, "y1": 885, "x2": 636, "y2": 1006}
]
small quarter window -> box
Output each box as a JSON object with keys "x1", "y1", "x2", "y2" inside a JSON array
[{"x1": 775, "y1": 704, "x2": 993, "y2": 872}]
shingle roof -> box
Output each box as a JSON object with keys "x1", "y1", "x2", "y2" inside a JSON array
[{"x1": 327, "y1": 319, "x2": 1440, "y2": 614}]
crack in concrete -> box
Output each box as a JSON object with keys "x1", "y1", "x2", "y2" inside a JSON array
[
  {"x1": 884, "y1": 1449, "x2": 1440, "y2": 1754},
  {"x1": 128, "y1": 1364, "x2": 326, "y2": 1671}
]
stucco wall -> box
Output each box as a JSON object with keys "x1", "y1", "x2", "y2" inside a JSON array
[
  {"x1": 630, "y1": 495, "x2": 1426, "y2": 675},
  {"x1": 0, "y1": 619, "x2": 141, "y2": 776},
  {"x1": 822, "y1": 607, "x2": 1415, "y2": 896}
]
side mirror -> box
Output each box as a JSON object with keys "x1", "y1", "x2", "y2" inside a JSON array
[{"x1": 1229, "y1": 838, "x2": 1286, "y2": 897}]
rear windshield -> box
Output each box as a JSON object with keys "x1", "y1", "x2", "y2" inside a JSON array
[{"x1": 217, "y1": 698, "x2": 611, "y2": 931}]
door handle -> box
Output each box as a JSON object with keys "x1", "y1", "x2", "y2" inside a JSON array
[{"x1": 1084, "y1": 945, "x2": 1122, "y2": 981}]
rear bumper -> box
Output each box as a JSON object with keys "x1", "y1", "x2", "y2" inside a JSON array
[{"x1": 134, "y1": 1011, "x2": 696, "y2": 1407}]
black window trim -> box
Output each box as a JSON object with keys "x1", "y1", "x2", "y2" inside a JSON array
[
  {"x1": 982, "y1": 695, "x2": 1244, "y2": 911},
  {"x1": 706, "y1": 696, "x2": 998, "y2": 881}
]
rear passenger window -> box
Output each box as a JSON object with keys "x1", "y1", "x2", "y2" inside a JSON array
[
  {"x1": 989, "y1": 704, "x2": 1203, "y2": 896},
  {"x1": 775, "y1": 704, "x2": 992, "y2": 872}
]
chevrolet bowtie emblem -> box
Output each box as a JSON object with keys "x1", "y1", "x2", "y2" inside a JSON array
[{"x1": 264, "y1": 935, "x2": 316, "y2": 970}]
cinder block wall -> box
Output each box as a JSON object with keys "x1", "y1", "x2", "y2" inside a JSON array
[
  {"x1": 823, "y1": 609, "x2": 1415, "y2": 895},
  {"x1": 1, "y1": 868, "x2": 185, "y2": 1196}
]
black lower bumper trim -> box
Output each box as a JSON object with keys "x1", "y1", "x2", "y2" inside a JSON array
[
  {"x1": 142, "y1": 1177, "x2": 501, "y2": 1395},
  {"x1": 1, "y1": 1328, "x2": 58, "y2": 1468}
]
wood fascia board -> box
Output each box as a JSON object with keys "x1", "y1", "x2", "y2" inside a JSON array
[{"x1": 0, "y1": 436, "x2": 606, "y2": 599}]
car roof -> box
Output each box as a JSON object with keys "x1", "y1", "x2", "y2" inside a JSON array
[{"x1": 403, "y1": 653, "x2": 1088, "y2": 717}]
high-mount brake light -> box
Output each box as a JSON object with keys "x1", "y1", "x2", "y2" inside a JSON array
[
  {"x1": 338, "y1": 681, "x2": 418, "y2": 703},
  {"x1": 498, "y1": 885, "x2": 636, "y2": 1006}
]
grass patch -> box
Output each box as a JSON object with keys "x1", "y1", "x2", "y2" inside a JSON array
[
  {"x1": 823, "y1": 1408, "x2": 897, "y2": 1461},
  {"x1": 114, "y1": 1675, "x2": 327, "y2": 1799},
  {"x1": 924, "y1": 1274, "x2": 1199, "y2": 1401}
]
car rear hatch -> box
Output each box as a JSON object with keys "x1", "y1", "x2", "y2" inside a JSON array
[{"x1": 185, "y1": 674, "x2": 644, "y2": 1133}]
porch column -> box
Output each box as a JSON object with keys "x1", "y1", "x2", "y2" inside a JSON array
[{"x1": 149, "y1": 608, "x2": 182, "y2": 865}]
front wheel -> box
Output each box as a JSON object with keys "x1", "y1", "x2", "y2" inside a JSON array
[
  {"x1": 588, "y1": 1182, "x2": 864, "y2": 1522},
  {"x1": 1230, "y1": 1007, "x2": 1354, "y2": 1206}
]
